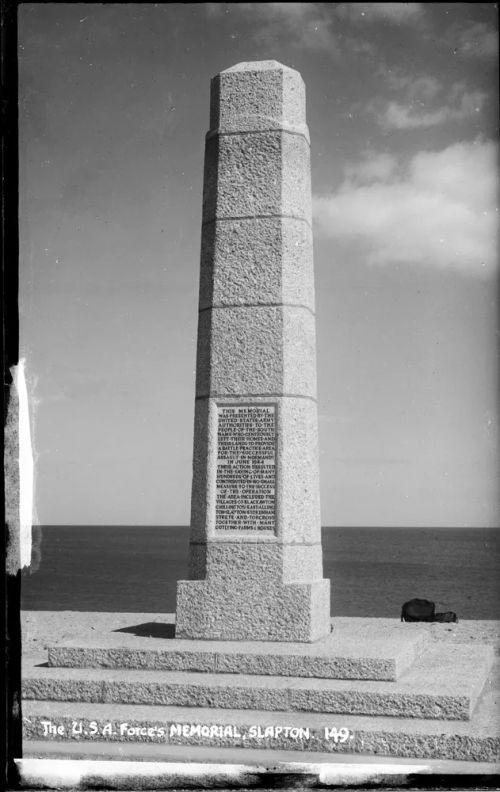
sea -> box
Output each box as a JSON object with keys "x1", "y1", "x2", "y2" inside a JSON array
[{"x1": 21, "y1": 526, "x2": 500, "y2": 620}]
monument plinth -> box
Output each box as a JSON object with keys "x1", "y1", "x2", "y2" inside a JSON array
[{"x1": 175, "y1": 61, "x2": 331, "y2": 642}]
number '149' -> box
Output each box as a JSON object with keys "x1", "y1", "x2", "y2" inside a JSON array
[{"x1": 324, "y1": 727, "x2": 351, "y2": 742}]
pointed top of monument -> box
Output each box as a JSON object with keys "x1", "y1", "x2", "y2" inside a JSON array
[
  {"x1": 209, "y1": 60, "x2": 308, "y2": 137},
  {"x1": 223, "y1": 60, "x2": 298, "y2": 74}
]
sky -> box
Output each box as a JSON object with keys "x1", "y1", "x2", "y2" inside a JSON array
[{"x1": 18, "y1": 2, "x2": 499, "y2": 527}]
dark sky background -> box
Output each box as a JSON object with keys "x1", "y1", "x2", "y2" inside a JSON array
[{"x1": 19, "y1": 3, "x2": 499, "y2": 527}]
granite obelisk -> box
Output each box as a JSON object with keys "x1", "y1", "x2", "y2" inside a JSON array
[{"x1": 175, "y1": 61, "x2": 331, "y2": 642}]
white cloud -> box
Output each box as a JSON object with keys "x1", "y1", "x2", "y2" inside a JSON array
[
  {"x1": 204, "y1": 3, "x2": 377, "y2": 55},
  {"x1": 205, "y1": 2, "x2": 336, "y2": 51},
  {"x1": 367, "y1": 79, "x2": 486, "y2": 130},
  {"x1": 206, "y1": 1, "x2": 427, "y2": 54},
  {"x1": 335, "y1": 3, "x2": 424, "y2": 25},
  {"x1": 206, "y1": 0, "x2": 427, "y2": 51},
  {"x1": 344, "y1": 152, "x2": 397, "y2": 183},
  {"x1": 446, "y1": 21, "x2": 498, "y2": 59},
  {"x1": 382, "y1": 71, "x2": 442, "y2": 100},
  {"x1": 378, "y1": 91, "x2": 485, "y2": 130},
  {"x1": 313, "y1": 139, "x2": 498, "y2": 277}
]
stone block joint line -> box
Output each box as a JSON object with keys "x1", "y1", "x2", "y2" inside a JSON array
[
  {"x1": 195, "y1": 393, "x2": 318, "y2": 403},
  {"x1": 201, "y1": 214, "x2": 313, "y2": 230},
  {"x1": 206, "y1": 127, "x2": 310, "y2": 141},
  {"x1": 198, "y1": 304, "x2": 316, "y2": 317}
]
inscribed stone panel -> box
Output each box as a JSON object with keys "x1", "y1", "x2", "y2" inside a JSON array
[{"x1": 215, "y1": 404, "x2": 277, "y2": 532}]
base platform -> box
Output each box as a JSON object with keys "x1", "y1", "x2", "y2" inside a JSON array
[
  {"x1": 21, "y1": 612, "x2": 500, "y2": 764},
  {"x1": 45, "y1": 618, "x2": 428, "y2": 681}
]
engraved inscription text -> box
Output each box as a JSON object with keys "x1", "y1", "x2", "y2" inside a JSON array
[{"x1": 216, "y1": 405, "x2": 276, "y2": 531}]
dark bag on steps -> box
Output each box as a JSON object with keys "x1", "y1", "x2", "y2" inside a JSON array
[{"x1": 400, "y1": 598, "x2": 435, "y2": 622}]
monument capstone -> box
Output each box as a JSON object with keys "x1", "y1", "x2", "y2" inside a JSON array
[{"x1": 175, "y1": 60, "x2": 331, "y2": 642}]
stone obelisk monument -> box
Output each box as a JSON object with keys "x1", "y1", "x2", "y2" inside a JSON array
[{"x1": 176, "y1": 61, "x2": 330, "y2": 642}]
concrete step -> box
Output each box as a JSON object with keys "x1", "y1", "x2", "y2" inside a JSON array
[
  {"x1": 45, "y1": 621, "x2": 428, "y2": 682},
  {"x1": 22, "y1": 660, "x2": 500, "y2": 763},
  {"x1": 22, "y1": 643, "x2": 494, "y2": 721}
]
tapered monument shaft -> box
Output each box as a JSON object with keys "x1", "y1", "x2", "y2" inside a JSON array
[{"x1": 175, "y1": 61, "x2": 331, "y2": 642}]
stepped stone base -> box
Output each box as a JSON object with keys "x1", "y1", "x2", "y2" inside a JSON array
[
  {"x1": 22, "y1": 642, "x2": 494, "y2": 720},
  {"x1": 22, "y1": 677, "x2": 500, "y2": 763},
  {"x1": 46, "y1": 619, "x2": 428, "y2": 681},
  {"x1": 21, "y1": 613, "x2": 500, "y2": 763}
]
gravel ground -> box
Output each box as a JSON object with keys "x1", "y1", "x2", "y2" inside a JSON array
[{"x1": 21, "y1": 611, "x2": 500, "y2": 655}]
